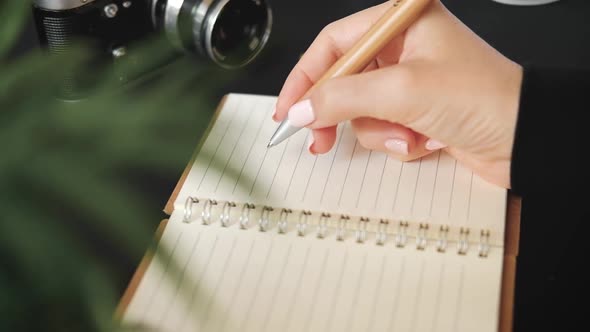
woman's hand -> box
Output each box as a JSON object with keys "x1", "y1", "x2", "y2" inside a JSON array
[{"x1": 273, "y1": 0, "x2": 522, "y2": 188}]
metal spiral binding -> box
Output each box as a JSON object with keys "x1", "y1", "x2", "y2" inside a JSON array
[
  {"x1": 239, "y1": 203, "x2": 256, "y2": 229},
  {"x1": 180, "y1": 196, "x2": 494, "y2": 257},
  {"x1": 183, "y1": 197, "x2": 199, "y2": 223},
  {"x1": 395, "y1": 221, "x2": 409, "y2": 248},
  {"x1": 356, "y1": 217, "x2": 369, "y2": 243},
  {"x1": 277, "y1": 209, "x2": 292, "y2": 234},
  {"x1": 317, "y1": 213, "x2": 330, "y2": 238},
  {"x1": 416, "y1": 223, "x2": 429, "y2": 250},
  {"x1": 259, "y1": 206, "x2": 274, "y2": 232},
  {"x1": 376, "y1": 220, "x2": 389, "y2": 245},
  {"x1": 220, "y1": 202, "x2": 236, "y2": 227},
  {"x1": 457, "y1": 227, "x2": 470, "y2": 255},
  {"x1": 201, "y1": 199, "x2": 217, "y2": 225},
  {"x1": 478, "y1": 230, "x2": 491, "y2": 257},
  {"x1": 297, "y1": 210, "x2": 311, "y2": 236},
  {"x1": 336, "y1": 215, "x2": 349, "y2": 241},
  {"x1": 436, "y1": 225, "x2": 449, "y2": 252}
]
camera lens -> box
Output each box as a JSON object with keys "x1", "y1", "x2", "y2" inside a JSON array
[
  {"x1": 154, "y1": 0, "x2": 272, "y2": 68},
  {"x1": 207, "y1": 0, "x2": 271, "y2": 67}
]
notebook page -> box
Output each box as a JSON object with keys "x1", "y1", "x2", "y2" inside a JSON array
[
  {"x1": 174, "y1": 93, "x2": 507, "y2": 244},
  {"x1": 122, "y1": 210, "x2": 504, "y2": 332}
]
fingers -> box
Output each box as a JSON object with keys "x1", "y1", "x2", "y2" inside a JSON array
[
  {"x1": 308, "y1": 127, "x2": 337, "y2": 154},
  {"x1": 274, "y1": 2, "x2": 394, "y2": 122},
  {"x1": 308, "y1": 118, "x2": 443, "y2": 163},
  {"x1": 351, "y1": 118, "x2": 435, "y2": 162},
  {"x1": 286, "y1": 64, "x2": 420, "y2": 129}
]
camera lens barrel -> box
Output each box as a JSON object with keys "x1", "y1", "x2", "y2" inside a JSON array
[
  {"x1": 32, "y1": 0, "x2": 101, "y2": 99},
  {"x1": 32, "y1": 0, "x2": 155, "y2": 100},
  {"x1": 154, "y1": 0, "x2": 272, "y2": 68},
  {"x1": 33, "y1": 0, "x2": 98, "y2": 11}
]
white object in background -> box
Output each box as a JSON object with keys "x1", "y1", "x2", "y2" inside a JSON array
[{"x1": 490, "y1": 0, "x2": 560, "y2": 5}]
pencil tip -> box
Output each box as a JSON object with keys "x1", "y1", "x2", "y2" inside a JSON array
[{"x1": 267, "y1": 142, "x2": 274, "y2": 148}]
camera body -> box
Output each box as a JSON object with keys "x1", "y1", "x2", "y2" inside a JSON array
[{"x1": 32, "y1": 0, "x2": 272, "y2": 99}]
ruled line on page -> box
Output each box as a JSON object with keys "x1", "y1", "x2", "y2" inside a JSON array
[
  {"x1": 323, "y1": 250, "x2": 349, "y2": 332},
  {"x1": 301, "y1": 154, "x2": 320, "y2": 202},
  {"x1": 343, "y1": 253, "x2": 368, "y2": 332},
  {"x1": 410, "y1": 158, "x2": 424, "y2": 215},
  {"x1": 284, "y1": 131, "x2": 310, "y2": 201},
  {"x1": 214, "y1": 101, "x2": 257, "y2": 193},
  {"x1": 157, "y1": 231, "x2": 203, "y2": 325},
  {"x1": 301, "y1": 249, "x2": 333, "y2": 332},
  {"x1": 266, "y1": 138, "x2": 291, "y2": 199},
  {"x1": 427, "y1": 151, "x2": 443, "y2": 217},
  {"x1": 466, "y1": 173, "x2": 474, "y2": 223},
  {"x1": 448, "y1": 160, "x2": 458, "y2": 217},
  {"x1": 408, "y1": 261, "x2": 426, "y2": 331},
  {"x1": 452, "y1": 266, "x2": 466, "y2": 332},
  {"x1": 337, "y1": 140, "x2": 359, "y2": 207},
  {"x1": 175, "y1": 235, "x2": 220, "y2": 331},
  {"x1": 197, "y1": 99, "x2": 243, "y2": 191},
  {"x1": 231, "y1": 102, "x2": 274, "y2": 194},
  {"x1": 391, "y1": 162, "x2": 405, "y2": 214},
  {"x1": 198, "y1": 237, "x2": 238, "y2": 330},
  {"x1": 237, "y1": 240, "x2": 276, "y2": 329},
  {"x1": 141, "y1": 232, "x2": 183, "y2": 321},
  {"x1": 365, "y1": 254, "x2": 388, "y2": 332},
  {"x1": 281, "y1": 246, "x2": 312, "y2": 332},
  {"x1": 260, "y1": 245, "x2": 293, "y2": 332},
  {"x1": 249, "y1": 147, "x2": 271, "y2": 197},
  {"x1": 217, "y1": 239, "x2": 257, "y2": 332},
  {"x1": 355, "y1": 151, "x2": 373, "y2": 209},
  {"x1": 430, "y1": 263, "x2": 446, "y2": 332},
  {"x1": 372, "y1": 156, "x2": 389, "y2": 210},
  {"x1": 318, "y1": 123, "x2": 347, "y2": 204},
  {"x1": 385, "y1": 257, "x2": 406, "y2": 332}
]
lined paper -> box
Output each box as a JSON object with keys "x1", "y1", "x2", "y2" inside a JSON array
[
  {"x1": 122, "y1": 94, "x2": 509, "y2": 332},
  {"x1": 123, "y1": 211, "x2": 504, "y2": 332},
  {"x1": 175, "y1": 94, "x2": 506, "y2": 236}
]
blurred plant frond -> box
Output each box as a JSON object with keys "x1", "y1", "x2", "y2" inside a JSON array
[
  {"x1": 0, "y1": 1, "x2": 30, "y2": 55},
  {"x1": 0, "y1": 1, "x2": 250, "y2": 331}
]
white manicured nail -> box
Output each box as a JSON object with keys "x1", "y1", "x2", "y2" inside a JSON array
[
  {"x1": 425, "y1": 139, "x2": 447, "y2": 151},
  {"x1": 385, "y1": 138, "x2": 409, "y2": 155}
]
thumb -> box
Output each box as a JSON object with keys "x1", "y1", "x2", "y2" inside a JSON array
[{"x1": 285, "y1": 64, "x2": 420, "y2": 129}]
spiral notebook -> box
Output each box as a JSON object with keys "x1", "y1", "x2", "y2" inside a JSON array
[{"x1": 118, "y1": 94, "x2": 518, "y2": 332}]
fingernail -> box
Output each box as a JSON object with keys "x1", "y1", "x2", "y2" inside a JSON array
[
  {"x1": 287, "y1": 99, "x2": 315, "y2": 127},
  {"x1": 385, "y1": 138, "x2": 409, "y2": 155},
  {"x1": 271, "y1": 106, "x2": 277, "y2": 121},
  {"x1": 425, "y1": 139, "x2": 447, "y2": 151},
  {"x1": 307, "y1": 134, "x2": 315, "y2": 154}
]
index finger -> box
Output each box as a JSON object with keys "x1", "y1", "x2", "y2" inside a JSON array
[{"x1": 274, "y1": 2, "x2": 392, "y2": 121}]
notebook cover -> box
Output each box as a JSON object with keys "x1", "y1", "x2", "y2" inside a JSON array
[
  {"x1": 500, "y1": 193, "x2": 521, "y2": 332},
  {"x1": 119, "y1": 95, "x2": 522, "y2": 332}
]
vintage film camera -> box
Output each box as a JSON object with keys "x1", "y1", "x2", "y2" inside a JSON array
[{"x1": 32, "y1": 0, "x2": 272, "y2": 99}]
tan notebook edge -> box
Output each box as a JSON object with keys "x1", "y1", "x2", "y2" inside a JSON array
[
  {"x1": 499, "y1": 193, "x2": 521, "y2": 332},
  {"x1": 115, "y1": 219, "x2": 169, "y2": 320},
  {"x1": 163, "y1": 94, "x2": 230, "y2": 215}
]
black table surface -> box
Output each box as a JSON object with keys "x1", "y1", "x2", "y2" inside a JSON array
[
  {"x1": 14, "y1": 0, "x2": 590, "y2": 95},
  {"x1": 220, "y1": 0, "x2": 590, "y2": 96}
]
